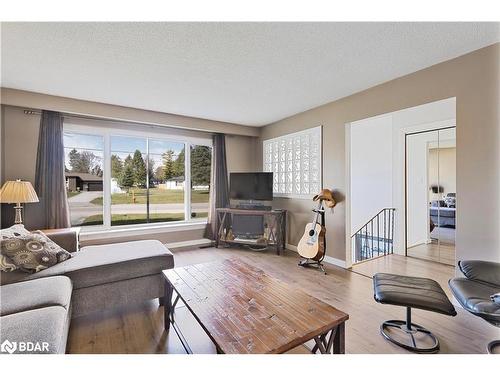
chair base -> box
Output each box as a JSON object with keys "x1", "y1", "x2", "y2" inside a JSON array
[
  {"x1": 487, "y1": 340, "x2": 500, "y2": 354},
  {"x1": 380, "y1": 307, "x2": 440, "y2": 353},
  {"x1": 380, "y1": 320, "x2": 440, "y2": 353}
]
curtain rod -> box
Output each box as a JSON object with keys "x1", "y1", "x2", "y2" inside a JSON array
[
  {"x1": 23, "y1": 109, "x2": 215, "y2": 134},
  {"x1": 24, "y1": 109, "x2": 163, "y2": 126}
]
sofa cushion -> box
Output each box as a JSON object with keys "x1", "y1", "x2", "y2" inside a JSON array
[
  {"x1": 0, "y1": 224, "x2": 30, "y2": 237},
  {"x1": 0, "y1": 276, "x2": 72, "y2": 316},
  {"x1": 0, "y1": 224, "x2": 30, "y2": 272},
  {"x1": 0, "y1": 306, "x2": 70, "y2": 354},
  {"x1": 1, "y1": 232, "x2": 72, "y2": 273},
  {"x1": 0, "y1": 240, "x2": 173, "y2": 289}
]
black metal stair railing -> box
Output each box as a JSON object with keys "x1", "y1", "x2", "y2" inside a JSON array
[{"x1": 351, "y1": 208, "x2": 396, "y2": 263}]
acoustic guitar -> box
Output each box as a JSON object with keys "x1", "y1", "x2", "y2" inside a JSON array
[{"x1": 297, "y1": 200, "x2": 326, "y2": 261}]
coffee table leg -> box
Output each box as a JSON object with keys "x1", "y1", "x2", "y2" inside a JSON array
[
  {"x1": 333, "y1": 322, "x2": 345, "y2": 354},
  {"x1": 164, "y1": 279, "x2": 173, "y2": 331},
  {"x1": 311, "y1": 323, "x2": 345, "y2": 354}
]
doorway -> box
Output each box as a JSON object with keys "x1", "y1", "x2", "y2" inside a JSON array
[
  {"x1": 405, "y1": 127, "x2": 456, "y2": 266},
  {"x1": 346, "y1": 97, "x2": 456, "y2": 276}
]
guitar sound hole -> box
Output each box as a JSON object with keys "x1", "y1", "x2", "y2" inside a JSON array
[{"x1": 309, "y1": 229, "x2": 315, "y2": 237}]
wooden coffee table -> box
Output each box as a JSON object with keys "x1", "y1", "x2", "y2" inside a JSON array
[{"x1": 162, "y1": 258, "x2": 349, "y2": 354}]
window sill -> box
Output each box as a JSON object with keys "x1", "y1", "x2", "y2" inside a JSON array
[{"x1": 79, "y1": 220, "x2": 207, "y2": 241}]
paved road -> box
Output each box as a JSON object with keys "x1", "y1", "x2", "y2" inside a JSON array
[{"x1": 68, "y1": 191, "x2": 103, "y2": 203}]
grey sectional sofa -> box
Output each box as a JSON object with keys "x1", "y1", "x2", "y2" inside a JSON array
[
  {"x1": 0, "y1": 276, "x2": 72, "y2": 354},
  {"x1": 0, "y1": 232, "x2": 174, "y2": 354}
]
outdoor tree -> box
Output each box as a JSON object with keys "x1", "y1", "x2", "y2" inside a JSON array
[
  {"x1": 191, "y1": 146, "x2": 211, "y2": 186},
  {"x1": 68, "y1": 149, "x2": 80, "y2": 171},
  {"x1": 123, "y1": 155, "x2": 133, "y2": 168},
  {"x1": 162, "y1": 150, "x2": 175, "y2": 180},
  {"x1": 148, "y1": 158, "x2": 155, "y2": 187},
  {"x1": 120, "y1": 164, "x2": 135, "y2": 191},
  {"x1": 172, "y1": 148, "x2": 185, "y2": 177},
  {"x1": 91, "y1": 164, "x2": 103, "y2": 177},
  {"x1": 154, "y1": 166, "x2": 165, "y2": 183},
  {"x1": 111, "y1": 154, "x2": 123, "y2": 179},
  {"x1": 68, "y1": 148, "x2": 101, "y2": 175},
  {"x1": 132, "y1": 150, "x2": 147, "y2": 187}
]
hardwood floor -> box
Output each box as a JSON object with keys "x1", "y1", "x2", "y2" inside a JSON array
[
  {"x1": 407, "y1": 242, "x2": 455, "y2": 266},
  {"x1": 67, "y1": 247, "x2": 497, "y2": 354},
  {"x1": 351, "y1": 253, "x2": 455, "y2": 299}
]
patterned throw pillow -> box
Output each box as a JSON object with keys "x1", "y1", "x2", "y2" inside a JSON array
[
  {"x1": 0, "y1": 224, "x2": 31, "y2": 272},
  {"x1": 0, "y1": 253, "x2": 18, "y2": 272},
  {"x1": 0, "y1": 231, "x2": 72, "y2": 273}
]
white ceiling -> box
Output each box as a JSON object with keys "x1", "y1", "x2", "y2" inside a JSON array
[{"x1": 1, "y1": 22, "x2": 498, "y2": 126}]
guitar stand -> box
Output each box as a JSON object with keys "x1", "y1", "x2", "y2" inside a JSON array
[
  {"x1": 298, "y1": 207, "x2": 327, "y2": 275},
  {"x1": 298, "y1": 258, "x2": 327, "y2": 274}
]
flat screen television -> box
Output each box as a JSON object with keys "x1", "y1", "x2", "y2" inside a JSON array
[{"x1": 229, "y1": 172, "x2": 273, "y2": 201}]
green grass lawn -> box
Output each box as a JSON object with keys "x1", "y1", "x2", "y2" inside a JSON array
[
  {"x1": 67, "y1": 191, "x2": 81, "y2": 198},
  {"x1": 90, "y1": 188, "x2": 209, "y2": 205},
  {"x1": 81, "y1": 212, "x2": 208, "y2": 226}
]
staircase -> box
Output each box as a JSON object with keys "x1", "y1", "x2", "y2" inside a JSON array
[{"x1": 352, "y1": 208, "x2": 395, "y2": 263}]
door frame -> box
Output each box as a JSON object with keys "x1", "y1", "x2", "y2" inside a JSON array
[{"x1": 404, "y1": 125, "x2": 456, "y2": 258}]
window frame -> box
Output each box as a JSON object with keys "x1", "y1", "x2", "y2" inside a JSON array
[
  {"x1": 64, "y1": 123, "x2": 212, "y2": 231},
  {"x1": 263, "y1": 126, "x2": 322, "y2": 200}
]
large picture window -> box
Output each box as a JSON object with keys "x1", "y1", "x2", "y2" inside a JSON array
[
  {"x1": 263, "y1": 126, "x2": 322, "y2": 197},
  {"x1": 64, "y1": 133, "x2": 105, "y2": 226},
  {"x1": 64, "y1": 125, "x2": 211, "y2": 228}
]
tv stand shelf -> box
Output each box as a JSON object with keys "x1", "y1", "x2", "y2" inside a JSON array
[{"x1": 215, "y1": 208, "x2": 287, "y2": 255}]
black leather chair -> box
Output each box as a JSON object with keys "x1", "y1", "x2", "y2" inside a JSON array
[{"x1": 449, "y1": 260, "x2": 500, "y2": 353}]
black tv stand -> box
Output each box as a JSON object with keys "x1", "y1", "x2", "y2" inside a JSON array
[{"x1": 215, "y1": 207, "x2": 286, "y2": 255}]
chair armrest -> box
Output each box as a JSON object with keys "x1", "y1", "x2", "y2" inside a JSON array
[
  {"x1": 39, "y1": 228, "x2": 80, "y2": 253},
  {"x1": 459, "y1": 260, "x2": 500, "y2": 287}
]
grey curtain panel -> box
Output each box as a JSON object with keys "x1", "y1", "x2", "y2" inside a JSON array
[
  {"x1": 206, "y1": 133, "x2": 229, "y2": 240},
  {"x1": 35, "y1": 110, "x2": 71, "y2": 229}
]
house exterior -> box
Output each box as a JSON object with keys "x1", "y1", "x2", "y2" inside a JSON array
[
  {"x1": 159, "y1": 176, "x2": 185, "y2": 190},
  {"x1": 66, "y1": 172, "x2": 103, "y2": 192}
]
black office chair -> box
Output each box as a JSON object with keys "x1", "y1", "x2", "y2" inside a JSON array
[{"x1": 449, "y1": 260, "x2": 500, "y2": 353}]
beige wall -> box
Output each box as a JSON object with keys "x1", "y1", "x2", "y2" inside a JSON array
[
  {"x1": 0, "y1": 104, "x2": 259, "y2": 236},
  {"x1": 0, "y1": 88, "x2": 259, "y2": 137},
  {"x1": 260, "y1": 43, "x2": 499, "y2": 264},
  {"x1": 226, "y1": 134, "x2": 260, "y2": 173}
]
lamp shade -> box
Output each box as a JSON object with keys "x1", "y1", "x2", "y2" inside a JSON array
[{"x1": 0, "y1": 180, "x2": 39, "y2": 204}]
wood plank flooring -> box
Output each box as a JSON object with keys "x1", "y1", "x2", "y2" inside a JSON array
[
  {"x1": 407, "y1": 242, "x2": 455, "y2": 266},
  {"x1": 67, "y1": 247, "x2": 497, "y2": 354},
  {"x1": 351, "y1": 253, "x2": 455, "y2": 299}
]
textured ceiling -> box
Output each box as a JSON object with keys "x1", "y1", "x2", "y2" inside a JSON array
[{"x1": 1, "y1": 22, "x2": 498, "y2": 126}]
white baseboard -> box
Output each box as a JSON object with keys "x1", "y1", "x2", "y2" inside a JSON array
[
  {"x1": 323, "y1": 255, "x2": 347, "y2": 268},
  {"x1": 285, "y1": 243, "x2": 347, "y2": 269}
]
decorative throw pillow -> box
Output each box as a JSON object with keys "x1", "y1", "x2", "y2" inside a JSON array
[
  {"x1": 0, "y1": 224, "x2": 31, "y2": 272},
  {"x1": 0, "y1": 231, "x2": 72, "y2": 273},
  {"x1": 0, "y1": 253, "x2": 18, "y2": 272}
]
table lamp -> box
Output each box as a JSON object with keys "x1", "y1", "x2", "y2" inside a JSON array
[{"x1": 0, "y1": 179, "x2": 39, "y2": 224}]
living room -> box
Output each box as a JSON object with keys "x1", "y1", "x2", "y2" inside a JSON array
[{"x1": 1, "y1": 2, "x2": 499, "y2": 373}]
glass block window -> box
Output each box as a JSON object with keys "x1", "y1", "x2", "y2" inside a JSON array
[{"x1": 263, "y1": 126, "x2": 322, "y2": 197}]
